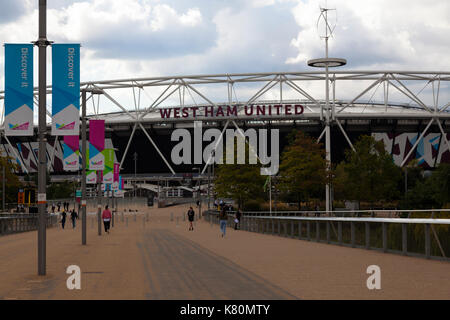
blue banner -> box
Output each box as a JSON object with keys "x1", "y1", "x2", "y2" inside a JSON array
[
  {"x1": 52, "y1": 44, "x2": 80, "y2": 136},
  {"x1": 4, "y1": 44, "x2": 34, "y2": 136}
]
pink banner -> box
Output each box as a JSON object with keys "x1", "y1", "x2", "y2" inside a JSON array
[
  {"x1": 89, "y1": 120, "x2": 105, "y2": 170},
  {"x1": 63, "y1": 135, "x2": 79, "y2": 152},
  {"x1": 89, "y1": 120, "x2": 104, "y2": 151},
  {"x1": 114, "y1": 163, "x2": 119, "y2": 182}
]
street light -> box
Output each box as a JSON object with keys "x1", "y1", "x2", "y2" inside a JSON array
[
  {"x1": 81, "y1": 88, "x2": 103, "y2": 243},
  {"x1": 133, "y1": 152, "x2": 138, "y2": 198},
  {"x1": 193, "y1": 167, "x2": 202, "y2": 219}
]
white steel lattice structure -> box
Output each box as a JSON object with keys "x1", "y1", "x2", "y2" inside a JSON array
[{"x1": 1, "y1": 70, "x2": 450, "y2": 176}]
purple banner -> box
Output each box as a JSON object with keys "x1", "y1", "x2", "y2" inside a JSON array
[{"x1": 89, "y1": 120, "x2": 105, "y2": 170}]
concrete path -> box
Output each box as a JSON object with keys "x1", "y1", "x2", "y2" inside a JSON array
[{"x1": 0, "y1": 204, "x2": 449, "y2": 299}]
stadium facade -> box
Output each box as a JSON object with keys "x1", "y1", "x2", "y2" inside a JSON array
[{"x1": 1, "y1": 71, "x2": 449, "y2": 177}]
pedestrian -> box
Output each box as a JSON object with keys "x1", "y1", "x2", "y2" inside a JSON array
[
  {"x1": 61, "y1": 210, "x2": 67, "y2": 229},
  {"x1": 234, "y1": 208, "x2": 242, "y2": 230},
  {"x1": 70, "y1": 209, "x2": 78, "y2": 229},
  {"x1": 102, "y1": 205, "x2": 112, "y2": 234},
  {"x1": 57, "y1": 201, "x2": 61, "y2": 212},
  {"x1": 219, "y1": 205, "x2": 228, "y2": 237},
  {"x1": 51, "y1": 203, "x2": 55, "y2": 214},
  {"x1": 187, "y1": 207, "x2": 195, "y2": 231}
]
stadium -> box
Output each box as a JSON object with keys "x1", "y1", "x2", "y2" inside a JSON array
[{"x1": 1, "y1": 70, "x2": 450, "y2": 201}]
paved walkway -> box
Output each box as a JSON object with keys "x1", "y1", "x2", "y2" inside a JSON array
[{"x1": 0, "y1": 204, "x2": 449, "y2": 299}]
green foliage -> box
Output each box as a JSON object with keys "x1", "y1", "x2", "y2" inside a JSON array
[
  {"x1": 47, "y1": 180, "x2": 77, "y2": 200},
  {"x1": 402, "y1": 163, "x2": 450, "y2": 209},
  {"x1": 277, "y1": 130, "x2": 329, "y2": 209},
  {"x1": 0, "y1": 156, "x2": 23, "y2": 204},
  {"x1": 334, "y1": 135, "x2": 402, "y2": 205},
  {"x1": 214, "y1": 137, "x2": 266, "y2": 209},
  {"x1": 243, "y1": 199, "x2": 262, "y2": 211}
]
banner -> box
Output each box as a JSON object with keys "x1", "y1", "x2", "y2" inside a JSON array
[
  {"x1": 112, "y1": 163, "x2": 120, "y2": 191},
  {"x1": 52, "y1": 44, "x2": 80, "y2": 135},
  {"x1": 62, "y1": 136, "x2": 79, "y2": 171},
  {"x1": 86, "y1": 170, "x2": 97, "y2": 184},
  {"x1": 4, "y1": 44, "x2": 34, "y2": 136},
  {"x1": 102, "y1": 149, "x2": 114, "y2": 184},
  {"x1": 89, "y1": 120, "x2": 105, "y2": 170}
]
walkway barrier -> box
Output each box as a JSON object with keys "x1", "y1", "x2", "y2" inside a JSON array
[
  {"x1": 0, "y1": 213, "x2": 59, "y2": 236},
  {"x1": 204, "y1": 210, "x2": 450, "y2": 261}
]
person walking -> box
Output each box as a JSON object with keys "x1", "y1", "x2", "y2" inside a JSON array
[
  {"x1": 57, "y1": 201, "x2": 61, "y2": 212},
  {"x1": 51, "y1": 203, "x2": 55, "y2": 214},
  {"x1": 70, "y1": 209, "x2": 78, "y2": 229},
  {"x1": 61, "y1": 210, "x2": 67, "y2": 229},
  {"x1": 187, "y1": 207, "x2": 195, "y2": 231},
  {"x1": 234, "y1": 208, "x2": 242, "y2": 230},
  {"x1": 102, "y1": 205, "x2": 112, "y2": 234},
  {"x1": 219, "y1": 205, "x2": 228, "y2": 237}
]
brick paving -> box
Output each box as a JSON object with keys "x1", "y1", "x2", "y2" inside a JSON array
[{"x1": 0, "y1": 204, "x2": 448, "y2": 300}]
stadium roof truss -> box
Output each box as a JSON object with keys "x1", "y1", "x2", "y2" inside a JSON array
[{"x1": 0, "y1": 70, "x2": 449, "y2": 174}]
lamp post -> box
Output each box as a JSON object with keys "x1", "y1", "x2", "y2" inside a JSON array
[
  {"x1": 81, "y1": 88, "x2": 102, "y2": 244},
  {"x1": 193, "y1": 167, "x2": 201, "y2": 219},
  {"x1": 133, "y1": 152, "x2": 138, "y2": 198},
  {"x1": 307, "y1": 7, "x2": 346, "y2": 213},
  {"x1": 36, "y1": 0, "x2": 51, "y2": 276}
]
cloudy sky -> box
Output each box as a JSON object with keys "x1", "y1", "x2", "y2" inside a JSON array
[{"x1": 0, "y1": 0, "x2": 449, "y2": 113}]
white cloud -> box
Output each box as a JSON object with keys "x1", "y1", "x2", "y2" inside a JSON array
[
  {"x1": 0, "y1": 0, "x2": 448, "y2": 112},
  {"x1": 287, "y1": 0, "x2": 450, "y2": 70}
]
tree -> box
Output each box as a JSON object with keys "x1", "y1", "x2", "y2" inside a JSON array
[
  {"x1": 404, "y1": 163, "x2": 450, "y2": 209},
  {"x1": 214, "y1": 137, "x2": 266, "y2": 209},
  {"x1": 277, "y1": 130, "x2": 329, "y2": 210},
  {"x1": 47, "y1": 180, "x2": 76, "y2": 200},
  {"x1": 0, "y1": 156, "x2": 23, "y2": 205},
  {"x1": 334, "y1": 135, "x2": 402, "y2": 206}
]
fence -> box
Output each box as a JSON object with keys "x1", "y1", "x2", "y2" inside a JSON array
[
  {"x1": 0, "y1": 213, "x2": 59, "y2": 236},
  {"x1": 205, "y1": 210, "x2": 450, "y2": 261}
]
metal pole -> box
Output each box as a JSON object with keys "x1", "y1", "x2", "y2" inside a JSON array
[
  {"x1": 134, "y1": 152, "x2": 137, "y2": 198},
  {"x1": 81, "y1": 91, "x2": 87, "y2": 245},
  {"x1": 97, "y1": 172, "x2": 102, "y2": 236},
  {"x1": 269, "y1": 176, "x2": 272, "y2": 214},
  {"x1": 2, "y1": 165, "x2": 5, "y2": 212},
  {"x1": 207, "y1": 164, "x2": 211, "y2": 210},
  {"x1": 37, "y1": 0, "x2": 48, "y2": 276}
]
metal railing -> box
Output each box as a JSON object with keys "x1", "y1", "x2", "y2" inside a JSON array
[
  {"x1": 205, "y1": 210, "x2": 450, "y2": 261},
  {"x1": 0, "y1": 213, "x2": 59, "y2": 236}
]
